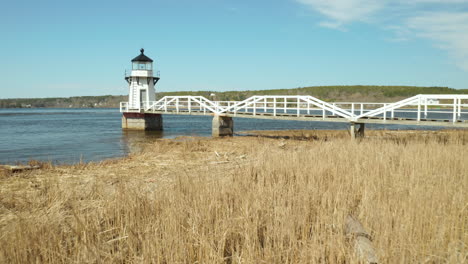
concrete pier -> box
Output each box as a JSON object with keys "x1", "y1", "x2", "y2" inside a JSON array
[
  {"x1": 122, "y1": 113, "x2": 163, "y2": 130},
  {"x1": 212, "y1": 115, "x2": 233, "y2": 137},
  {"x1": 350, "y1": 122, "x2": 365, "y2": 139}
]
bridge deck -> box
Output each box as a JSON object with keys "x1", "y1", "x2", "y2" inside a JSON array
[{"x1": 142, "y1": 109, "x2": 468, "y2": 128}]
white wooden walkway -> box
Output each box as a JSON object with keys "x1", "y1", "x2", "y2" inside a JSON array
[{"x1": 120, "y1": 94, "x2": 468, "y2": 128}]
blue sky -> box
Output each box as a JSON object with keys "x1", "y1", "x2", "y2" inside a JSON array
[{"x1": 1, "y1": 0, "x2": 467, "y2": 98}]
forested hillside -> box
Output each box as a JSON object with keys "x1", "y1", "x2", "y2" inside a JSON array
[
  {"x1": 1, "y1": 86, "x2": 466, "y2": 108},
  {"x1": 0, "y1": 95, "x2": 126, "y2": 108},
  {"x1": 160, "y1": 86, "x2": 468, "y2": 102}
]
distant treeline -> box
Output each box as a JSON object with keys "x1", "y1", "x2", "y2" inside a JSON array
[
  {"x1": 160, "y1": 86, "x2": 468, "y2": 102},
  {"x1": 1, "y1": 86, "x2": 467, "y2": 108},
  {"x1": 0, "y1": 95, "x2": 126, "y2": 109}
]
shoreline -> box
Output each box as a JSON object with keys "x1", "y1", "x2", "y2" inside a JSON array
[{"x1": 1, "y1": 128, "x2": 465, "y2": 169}]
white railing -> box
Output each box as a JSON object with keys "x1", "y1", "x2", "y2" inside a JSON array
[
  {"x1": 352, "y1": 94, "x2": 468, "y2": 122},
  {"x1": 120, "y1": 94, "x2": 468, "y2": 123},
  {"x1": 126, "y1": 95, "x2": 354, "y2": 119},
  {"x1": 125, "y1": 70, "x2": 161, "y2": 78},
  {"x1": 216, "y1": 95, "x2": 354, "y2": 119},
  {"x1": 144, "y1": 96, "x2": 223, "y2": 114},
  {"x1": 120, "y1": 102, "x2": 130, "y2": 112}
]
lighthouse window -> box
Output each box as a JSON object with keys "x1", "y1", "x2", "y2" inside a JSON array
[{"x1": 132, "y1": 62, "x2": 152, "y2": 70}]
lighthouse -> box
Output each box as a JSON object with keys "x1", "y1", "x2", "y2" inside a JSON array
[
  {"x1": 121, "y1": 49, "x2": 163, "y2": 130},
  {"x1": 125, "y1": 48, "x2": 159, "y2": 109}
]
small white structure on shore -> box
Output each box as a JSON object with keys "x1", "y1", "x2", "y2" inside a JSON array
[
  {"x1": 122, "y1": 49, "x2": 163, "y2": 130},
  {"x1": 125, "y1": 49, "x2": 159, "y2": 109}
]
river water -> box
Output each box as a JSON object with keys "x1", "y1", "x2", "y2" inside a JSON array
[{"x1": 0, "y1": 108, "x2": 457, "y2": 164}]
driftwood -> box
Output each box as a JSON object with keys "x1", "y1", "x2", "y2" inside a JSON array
[
  {"x1": 345, "y1": 215, "x2": 379, "y2": 264},
  {"x1": 0, "y1": 165, "x2": 40, "y2": 173}
]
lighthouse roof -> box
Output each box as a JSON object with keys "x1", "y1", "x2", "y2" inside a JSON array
[{"x1": 131, "y1": 48, "x2": 153, "y2": 62}]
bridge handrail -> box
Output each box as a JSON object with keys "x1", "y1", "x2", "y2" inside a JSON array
[
  {"x1": 354, "y1": 95, "x2": 420, "y2": 120},
  {"x1": 144, "y1": 96, "x2": 222, "y2": 113},
  {"x1": 354, "y1": 94, "x2": 468, "y2": 122},
  {"x1": 302, "y1": 96, "x2": 354, "y2": 118},
  {"x1": 121, "y1": 94, "x2": 467, "y2": 123},
  {"x1": 120, "y1": 102, "x2": 128, "y2": 112},
  {"x1": 218, "y1": 96, "x2": 265, "y2": 114},
  {"x1": 216, "y1": 95, "x2": 355, "y2": 118},
  {"x1": 194, "y1": 96, "x2": 223, "y2": 112},
  {"x1": 141, "y1": 95, "x2": 356, "y2": 118},
  {"x1": 142, "y1": 97, "x2": 168, "y2": 111}
]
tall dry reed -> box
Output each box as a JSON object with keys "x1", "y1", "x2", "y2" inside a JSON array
[{"x1": 0, "y1": 130, "x2": 466, "y2": 263}]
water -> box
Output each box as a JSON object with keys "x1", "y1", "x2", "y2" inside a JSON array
[{"x1": 0, "y1": 108, "x2": 454, "y2": 164}]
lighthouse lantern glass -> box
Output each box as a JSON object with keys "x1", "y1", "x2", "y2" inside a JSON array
[{"x1": 132, "y1": 62, "x2": 152, "y2": 70}]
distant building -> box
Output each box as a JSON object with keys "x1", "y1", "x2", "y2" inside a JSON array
[{"x1": 410, "y1": 99, "x2": 440, "y2": 105}]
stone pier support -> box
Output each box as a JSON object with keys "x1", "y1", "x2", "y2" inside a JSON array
[
  {"x1": 212, "y1": 115, "x2": 233, "y2": 137},
  {"x1": 122, "y1": 113, "x2": 163, "y2": 130},
  {"x1": 350, "y1": 122, "x2": 365, "y2": 140}
]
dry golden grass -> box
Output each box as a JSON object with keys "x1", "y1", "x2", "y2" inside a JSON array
[{"x1": 0, "y1": 130, "x2": 467, "y2": 263}]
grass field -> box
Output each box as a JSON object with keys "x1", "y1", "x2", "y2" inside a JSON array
[{"x1": 0, "y1": 130, "x2": 467, "y2": 263}]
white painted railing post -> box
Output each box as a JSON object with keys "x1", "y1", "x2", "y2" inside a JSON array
[
  {"x1": 322, "y1": 103, "x2": 326, "y2": 120},
  {"x1": 264, "y1": 98, "x2": 267, "y2": 112},
  {"x1": 332, "y1": 103, "x2": 336, "y2": 116},
  {"x1": 453, "y1": 98, "x2": 457, "y2": 123},
  {"x1": 391, "y1": 108, "x2": 394, "y2": 119},
  {"x1": 253, "y1": 101, "x2": 256, "y2": 116},
  {"x1": 307, "y1": 102, "x2": 310, "y2": 115},
  {"x1": 417, "y1": 97, "x2": 421, "y2": 121},
  {"x1": 458, "y1": 98, "x2": 461, "y2": 118},
  {"x1": 383, "y1": 104, "x2": 387, "y2": 120},
  {"x1": 297, "y1": 98, "x2": 300, "y2": 117},
  {"x1": 164, "y1": 98, "x2": 167, "y2": 112},
  {"x1": 188, "y1": 98, "x2": 191, "y2": 113},
  {"x1": 424, "y1": 98, "x2": 428, "y2": 118},
  {"x1": 176, "y1": 98, "x2": 179, "y2": 113},
  {"x1": 351, "y1": 103, "x2": 355, "y2": 116},
  {"x1": 273, "y1": 98, "x2": 277, "y2": 116},
  {"x1": 360, "y1": 104, "x2": 364, "y2": 115},
  {"x1": 284, "y1": 98, "x2": 287, "y2": 113}
]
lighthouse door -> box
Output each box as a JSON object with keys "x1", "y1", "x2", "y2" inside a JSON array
[{"x1": 140, "y1": 90, "x2": 147, "y2": 108}]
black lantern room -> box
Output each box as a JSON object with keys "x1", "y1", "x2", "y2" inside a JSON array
[{"x1": 132, "y1": 48, "x2": 153, "y2": 70}]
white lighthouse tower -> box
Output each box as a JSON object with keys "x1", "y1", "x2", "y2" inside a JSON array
[
  {"x1": 121, "y1": 49, "x2": 163, "y2": 130},
  {"x1": 125, "y1": 48, "x2": 159, "y2": 109}
]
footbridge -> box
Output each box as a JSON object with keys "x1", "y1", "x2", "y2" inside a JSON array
[{"x1": 120, "y1": 94, "x2": 468, "y2": 138}]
